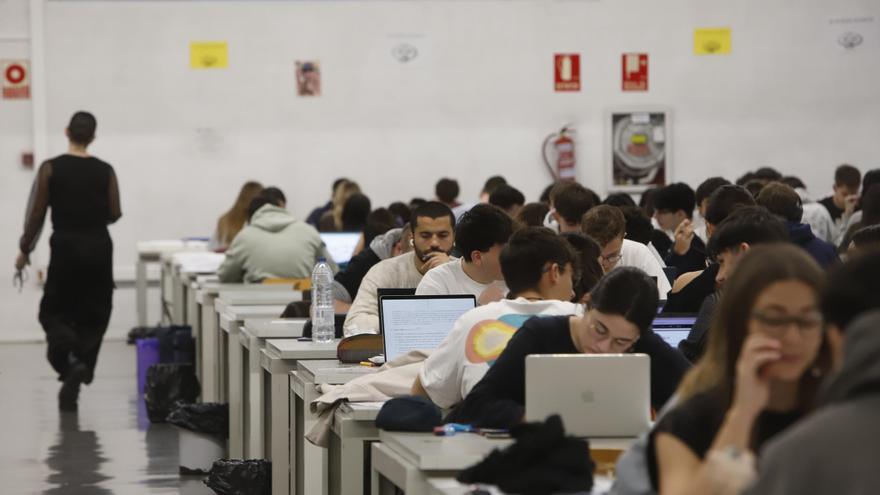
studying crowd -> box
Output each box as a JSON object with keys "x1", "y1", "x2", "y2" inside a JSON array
[{"x1": 209, "y1": 165, "x2": 880, "y2": 494}]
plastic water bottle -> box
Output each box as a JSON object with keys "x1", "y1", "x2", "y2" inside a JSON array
[{"x1": 311, "y1": 257, "x2": 335, "y2": 344}]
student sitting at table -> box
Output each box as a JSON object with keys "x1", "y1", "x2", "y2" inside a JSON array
[
  {"x1": 445, "y1": 266, "x2": 690, "y2": 428},
  {"x1": 216, "y1": 187, "x2": 336, "y2": 283},
  {"x1": 211, "y1": 180, "x2": 263, "y2": 251},
  {"x1": 412, "y1": 227, "x2": 593, "y2": 409},
  {"x1": 747, "y1": 249, "x2": 880, "y2": 494},
  {"x1": 646, "y1": 244, "x2": 831, "y2": 495},
  {"x1": 332, "y1": 225, "x2": 412, "y2": 313},
  {"x1": 343, "y1": 201, "x2": 455, "y2": 336},
  {"x1": 416, "y1": 204, "x2": 514, "y2": 304}
]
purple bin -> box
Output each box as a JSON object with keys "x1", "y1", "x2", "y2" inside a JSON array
[{"x1": 136, "y1": 338, "x2": 160, "y2": 396}]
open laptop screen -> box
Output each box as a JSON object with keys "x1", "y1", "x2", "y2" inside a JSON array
[
  {"x1": 652, "y1": 314, "x2": 697, "y2": 348},
  {"x1": 379, "y1": 295, "x2": 476, "y2": 362},
  {"x1": 320, "y1": 232, "x2": 361, "y2": 265}
]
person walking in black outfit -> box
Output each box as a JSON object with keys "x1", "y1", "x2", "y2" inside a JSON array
[{"x1": 15, "y1": 111, "x2": 122, "y2": 412}]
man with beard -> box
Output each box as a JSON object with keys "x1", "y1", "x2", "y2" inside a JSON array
[{"x1": 342, "y1": 201, "x2": 455, "y2": 336}]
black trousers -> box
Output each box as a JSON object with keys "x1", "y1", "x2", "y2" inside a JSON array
[{"x1": 39, "y1": 230, "x2": 114, "y2": 382}]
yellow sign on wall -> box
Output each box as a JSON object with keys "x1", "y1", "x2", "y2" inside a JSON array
[
  {"x1": 190, "y1": 42, "x2": 228, "y2": 69},
  {"x1": 694, "y1": 28, "x2": 731, "y2": 55}
]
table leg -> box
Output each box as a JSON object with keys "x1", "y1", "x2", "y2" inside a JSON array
[
  {"x1": 136, "y1": 257, "x2": 148, "y2": 327},
  {"x1": 249, "y1": 341, "x2": 264, "y2": 458},
  {"x1": 269, "y1": 371, "x2": 290, "y2": 495},
  {"x1": 228, "y1": 331, "x2": 243, "y2": 458},
  {"x1": 200, "y1": 298, "x2": 218, "y2": 402}
]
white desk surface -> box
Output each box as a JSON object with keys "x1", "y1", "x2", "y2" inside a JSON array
[
  {"x1": 217, "y1": 290, "x2": 302, "y2": 307},
  {"x1": 379, "y1": 431, "x2": 635, "y2": 472},
  {"x1": 296, "y1": 359, "x2": 377, "y2": 385},
  {"x1": 196, "y1": 283, "x2": 294, "y2": 303},
  {"x1": 222, "y1": 304, "x2": 286, "y2": 322},
  {"x1": 337, "y1": 401, "x2": 384, "y2": 421},
  {"x1": 137, "y1": 239, "x2": 208, "y2": 256},
  {"x1": 243, "y1": 319, "x2": 307, "y2": 339},
  {"x1": 427, "y1": 476, "x2": 613, "y2": 495},
  {"x1": 172, "y1": 251, "x2": 225, "y2": 272},
  {"x1": 221, "y1": 313, "x2": 275, "y2": 333},
  {"x1": 265, "y1": 338, "x2": 339, "y2": 360}
]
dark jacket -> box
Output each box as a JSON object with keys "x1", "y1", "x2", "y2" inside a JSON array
[
  {"x1": 748, "y1": 311, "x2": 880, "y2": 495},
  {"x1": 786, "y1": 221, "x2": 839, "y2": 268}
]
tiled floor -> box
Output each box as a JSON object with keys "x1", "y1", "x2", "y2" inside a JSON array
[{"x1": 0, "y1": 340, "x2": 213, "y2": 494}]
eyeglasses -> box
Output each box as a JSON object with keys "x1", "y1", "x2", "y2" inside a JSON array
[
  {"x1": 751, "y1": 311, "x2": 824, "y2": 338},
  {"x1": 599, "y1": 252, "x2": 622, "y2": 264}
]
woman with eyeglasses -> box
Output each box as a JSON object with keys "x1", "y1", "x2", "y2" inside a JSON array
[
  {"x1": 445, "y1": 267, "x2": 691, "y2": 429},
  {"x1": 647, "y1": 244, "x2": 831, "y2": 494}
]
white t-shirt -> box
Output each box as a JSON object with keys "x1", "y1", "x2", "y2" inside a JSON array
[
  {"x1": 415, "y1": 258, "x2": 506, "y2": 300},
  {"x1": 419, "y1": 298, "x2": 583, "y2": 409},
  {"x1": 619, "y1": 238, "x2": 672, "y2": 299}
]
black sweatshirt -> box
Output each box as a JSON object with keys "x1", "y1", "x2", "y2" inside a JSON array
[{"x1": 445, "y1": 315, "x2": 692, "y2": 428}]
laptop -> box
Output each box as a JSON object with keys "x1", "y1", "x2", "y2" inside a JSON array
[
  {"x1": 320, "y1": 232, "x2": 361, "y2": 265},
  {"x1": 378, "y1": 294, "x2": 476, "y2": 362},
  {"x1": 525, "y1": 354, "x2": 651, "y2": 438},
  {"x1": 652, "y1": 314, "x2": 697, "y2": 348}
]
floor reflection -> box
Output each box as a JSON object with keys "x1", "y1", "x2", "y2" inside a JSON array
[{"x1": 44, "y1": 413, "x2": 112, "y2": 495}]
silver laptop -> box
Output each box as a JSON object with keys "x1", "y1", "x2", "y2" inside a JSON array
[
  {"x1": 378, "y1": 294, "x2": 476, "y2": 362},
  {"x1": 320, "y1": 232, "x2": 361, "y2": 264},
  {"x1": 525, "y1": 354, "x2": 651, "y2": 438}
]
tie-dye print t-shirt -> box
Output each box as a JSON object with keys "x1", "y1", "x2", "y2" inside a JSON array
[{"x1": 419, "y1": 298, "x2": 583, "y2": 409}]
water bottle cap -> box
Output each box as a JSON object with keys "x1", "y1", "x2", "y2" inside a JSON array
[{"x1": 317, "y1": 257, "x2": 326, "y2": 263}]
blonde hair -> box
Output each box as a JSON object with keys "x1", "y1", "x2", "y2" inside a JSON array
[
  {"x1": 677, "y1": 244, "x2": 830, "y2": 411},
  {"x1": 216, "y1": 181, "x2": 263, "y2": 246},
  {"x1": 332, "y1": 180, "x2": 361, "y2": 231}
]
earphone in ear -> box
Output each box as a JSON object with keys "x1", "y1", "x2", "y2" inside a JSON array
[{"x1": 410, "y1": 239, "x2": 414, "y2": 246}]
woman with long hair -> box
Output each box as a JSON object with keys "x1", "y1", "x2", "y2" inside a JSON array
[
  {"x1": 647, "y1": 243, "x2": 831, "y2": 494},
  {"x1": 214, "y1": 181, "x2": 263, "y2": 250}
]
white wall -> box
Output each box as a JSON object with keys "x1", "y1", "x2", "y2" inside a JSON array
[{"x1": 2, "y1": 0, "x2": 879, "y2": 341}]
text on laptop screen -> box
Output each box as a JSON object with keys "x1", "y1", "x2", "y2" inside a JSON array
[
  {"x1": 652, "y1": 315, "x2": 697, "y2": 348},
  {"x1": 320, "y1": 233, "x2": 361, "y2": 264},
  {"x1": 381, "y1": 296, "x2": 476, "y2": 361}
]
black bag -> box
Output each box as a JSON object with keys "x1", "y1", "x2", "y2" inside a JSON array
[
  {"x1": 167, "y1": 402, "x2": 229, "y2": 439},
  {"x1": 144, "y1": 364, "x2": 201, "y2": 423},
  {"x1": 457, "y1": 415, "x2": 594, "y2": 494},
  {"x1": 375, "y1": 396, "x2": 442, "y2": 432},
  {"x1": 156, "y1": 325, "x2": 195, "y2": 364},
  {"x1": 204, "y1": 459, "x2": 271, "y2": 495},
  {"x1": 127, "y1": 326, "x2": 158, "y2": 344}
]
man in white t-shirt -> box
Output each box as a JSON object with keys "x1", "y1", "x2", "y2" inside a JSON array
[
  {"x1": 582, "y1": 204, "x2": 672, "y2": 299},
  {"x1": 416, "y1": 204, "x2": 514, "y2": 304},
  {"x1": 343, "y1": 202, "x2": 456, "y2": 336},
  {"x1": 413, "y1": 227, "x2": 583, "y2": 409}
]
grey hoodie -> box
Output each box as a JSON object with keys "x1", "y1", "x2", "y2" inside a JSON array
[
  {"x1": 748, "y1": 310, "x2": 880, "y2": 495},
  {"x1": 217, "y1": 204, "x2": 337, "y2": 283}
]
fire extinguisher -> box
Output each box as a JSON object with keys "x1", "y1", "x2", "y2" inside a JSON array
[{"x1": 542, "y1": 126, "x2": 577, "y2": 181}]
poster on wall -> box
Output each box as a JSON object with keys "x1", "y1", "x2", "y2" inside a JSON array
[
  {"x1": 622, "y1": 53, "x2": 648, "y2": 91},
  {"x1": 694, "y1": 28, "x2": 732, "y2": 55},
  {"x1": 607, "y1": 109, "x2": 669, "y2": 192},
  {"x1": 554, "y1": 54, "x2": 581, "y2": 92},
  {"x1": 2, "y1": 60, "x2": 30, "y2": 99},
  {"x1": 190, "y1": 42, "x2": 229, "y2": 69},
  {"x1": 295, "y1": 61, "x2": 321, "y2": 96}
]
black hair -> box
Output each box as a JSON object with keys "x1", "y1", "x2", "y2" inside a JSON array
[
  {"x1": 260, "y1": 186, "x2": 286, "y2": 206},
  {"x1": 862, "y1": 184, "x2": 880, "y2": 225},
  {"x1": 590, "y1": 267, "x2": 659, "y2": 335},
  {"x1": 388, "y1": 201, "x2": 411, "y2": 227},
  {"x1": 708, "y1": 206, "x2": 789, "y2": 256},
  {"x1": 482, "y1": 175, "x2": 507, "y2": 195},
  {"x1": 341, "y1": 193, "x2": 372, "y2": 232},
  {"x1": 489, "y1": 184, "x2": 526, "y2": 212},
  {"x1": 409, "y1": 197, "x2": 427, "y2": 209},
  {"x1": 862, "y1": 170, "x2": 880, "y2": 202},
  {"x1": 68, "y1": 111, "x2": 97, "y2": 146},
  {"x1": 821, "y1": 248, "x2": 880, "y2": 331},
  {"x1": 639, "y1": 188, "x2": 658, "y2": 217},
  {"x1": 552, "y1": 182, "x2": 598, "y2": 225},
  {"x1": 695, "y1": 177, "x2": 732, "y2": 208},
  {"x1": 500, "y1": 227, "x2": 577, "y2": 296},
  {"x1": 515, "y1": 202, "x2": 550, "y2": 227},
  {"x1": 363, "y1": 208, "x2": 397, "y2": 246},
  {"x1": 410, "y1": 201, "x2": 455, "y2": 232},
  {"x1": 435, "y1": 178, "x2": 460, "y2": 204},
  {"x1": 753, "y1": 167, "x2": 783, "y2": 182},
  {"x1": 744, "y1": 180, "x2": 767, "y2": 198},
  {"x1": 756, "y1": 182, "x2": 803, "y2": 223},
  {"x1": 704, "y1": 185, "x2": 756, "y2": 226},
  {"x1": 736, "y1": 172, "x2": 756, "y2": 187},
  {"x1": 620, "y1": 206, "x2": 653, "y2": 245},
  {"x1": 539, "y1": 183, "x2": 557, "y2": 204},
  {"x1": 653, "y1": 182, "x2": 696, "y2": 218},
  {"x1": 852, "y1": 225, "x2": 880, "y2": 248},
  {"x1": 455, "y1": 204, "x2": 515, "y2": 262},
  {"x1": 603, "y1": 192, "x2": 637, "y2": 208},
  {"x1": 835, "y1": 164, "x2": 861, "y2": 189},
  {"x1": 560, "y1": 232, "x2": 604, "y2": 301},
  {"x1": 248, "y1": 196, "x2": 275, "y2": 221},
  {"x1": 332, "y1": 178, "x2": 349, "y2": 193},
  {"x1": 780, "y1": 176, "x2": 806, "y2": 190}
]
